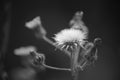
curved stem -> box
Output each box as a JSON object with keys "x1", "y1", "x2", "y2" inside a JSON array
[{"x1": 43, "y1": 64, "x2": 71, "y2": 71}]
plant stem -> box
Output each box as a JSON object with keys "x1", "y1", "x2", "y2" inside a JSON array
[
  {"x1": 43, "y1": 64, "x2": 71, "y2": 71},
  {"x1": 70, "y1": 45, "x2": 80, "y2": 80},
  {"x1": 43, "y1": 36, "x2": 81, "y2": 80}
]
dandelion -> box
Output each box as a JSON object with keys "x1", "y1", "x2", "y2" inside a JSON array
[
  {"x1": 53, "y1": 26, "x2": 89, "y2": 80},
  {"x1": 54, "y1": 28, "x2": 87, "y2": 45},
  {"x1": 53, "y1": 28, "x2": 88, "y2": 55}
]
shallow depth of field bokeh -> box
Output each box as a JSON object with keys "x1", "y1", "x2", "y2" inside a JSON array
[{"x1": 0, "y1": 0, "x2": 119, "y2": 80}]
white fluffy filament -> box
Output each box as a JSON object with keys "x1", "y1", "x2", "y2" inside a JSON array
[{"x1": 53, "y1": 28, "x2": 87, "y2": 45}]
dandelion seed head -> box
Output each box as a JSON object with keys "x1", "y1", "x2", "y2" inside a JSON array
[
  {"x1": 14, "y1": 46, "x2": 36, "y2": 56},
  {"x1": 53, "y1": 28, "x2": 87, "y2": 45}
]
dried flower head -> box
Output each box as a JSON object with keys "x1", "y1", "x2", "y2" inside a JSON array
[
  {"x1": 25, "y1": 16, "x2": 46, "y2": 39},
  {"x1": 14, "y1": 46, "x2": 36, "y2": 56},
  {"x1": 25, "y1": 16, "x2": 41, "y2": 29},
  {"x1": 53, "y1": 28, "x2": 88, "y2": 53},
  {"x1": 69, "y1": 11, "x2": 89, "y2": 37},
  {"x1": 53, "y1": 28, "x2": 87, "y2": 45}
]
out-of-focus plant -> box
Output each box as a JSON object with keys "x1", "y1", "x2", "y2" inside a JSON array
[{"x1": 14, "y1": 11, "x2": 101, "y2": 80}]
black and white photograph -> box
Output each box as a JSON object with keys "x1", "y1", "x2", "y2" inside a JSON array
[{"x1": 0, "y1": 0, "x2": 119, "y2": 80}]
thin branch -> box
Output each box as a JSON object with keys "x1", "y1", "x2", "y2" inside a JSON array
[{"x1": 43, "y1": 64, "x2": 71, "y2": 71}]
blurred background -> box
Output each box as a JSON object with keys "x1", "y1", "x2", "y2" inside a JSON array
[{"x1": 0, "y1": 0, "x2": 120, "y2": 80}]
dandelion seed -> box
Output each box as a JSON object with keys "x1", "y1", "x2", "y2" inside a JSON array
[
  {"x1": 66, "y1": 45, "x2": 69, "y2": 50},
  {"x1": 61, "y1": 44, "x2": 66, "y2": 49}
]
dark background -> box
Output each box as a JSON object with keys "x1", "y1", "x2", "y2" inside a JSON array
[{"x1": 0, "y1": 0, "x2": 120, "y2": 80}]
